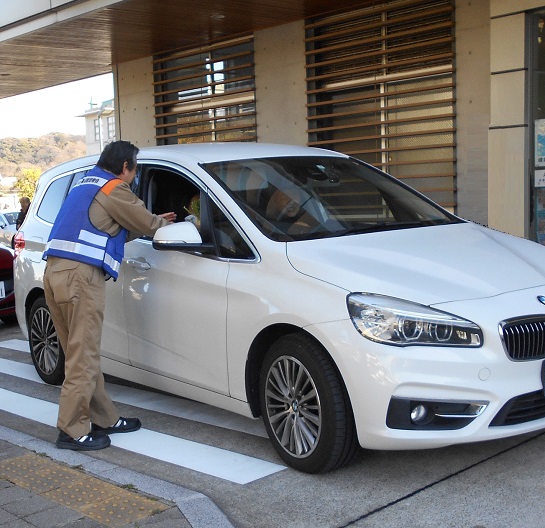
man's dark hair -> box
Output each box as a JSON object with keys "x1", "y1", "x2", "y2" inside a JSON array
[{"x1": 97, "y1": 141, "x2": 139, "y2": 175}]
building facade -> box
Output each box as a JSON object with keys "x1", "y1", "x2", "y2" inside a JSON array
[
  {"x1": 0, "y1": 0, "x2": 543, "y2": 242},
  {"x1": 489, "y1": 0, "x2": 545, "y2": 242},
  {"x1": 80, "y1": 99, "x2": 116, "y2": 155},
  {"x1": 115, "y1": 0, "x2": 487, "y2": 223}
]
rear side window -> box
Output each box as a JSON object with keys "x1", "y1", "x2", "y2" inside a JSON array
[
  {"x1": 36, "y1": 175, "x2": 73, "y2": 224},
  {"x1": 68, "y1": 171, "x2": 88, "y2": 191},
  {"x1": 36, "y1": 170, "x2": 89, "y2": 224}
]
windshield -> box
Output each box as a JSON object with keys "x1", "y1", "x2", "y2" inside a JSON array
[{"x1": 203, "y1": 156, "x2": 462, "y2": 241}]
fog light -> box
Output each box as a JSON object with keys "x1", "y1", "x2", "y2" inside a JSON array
[
  {"x1": 410, "y1": 404, "x2": 429, "y2": 424},
  {"x1": 387, "y1": 397, "x2": 489, "y2": 430}
]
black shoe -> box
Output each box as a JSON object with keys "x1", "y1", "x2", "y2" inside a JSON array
[
  {"x1": 56, "y1": 431, "x2": 111, "y2": 451},
  {"x1": 91, "y1": 416, "x2": 141, "y2": 435}
]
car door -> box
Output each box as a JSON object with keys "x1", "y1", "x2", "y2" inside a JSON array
[
  {"x1": 102, "y1": 267, "x2": 130, "y2": 364},
  {"x1": 122, "y1": 165, "x2": 230, "y2": 394}
]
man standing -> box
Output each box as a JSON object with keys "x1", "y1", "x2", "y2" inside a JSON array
[
  {"x1": 16, "y1": 196, "x2": 30, "y2": 230},
  {"x1": 43, "y1": 141, "x2": 176, "y2": 450}
]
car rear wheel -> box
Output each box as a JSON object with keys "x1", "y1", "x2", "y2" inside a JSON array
[
  {"x1": 29, "y1": 296, "x2": 65, "y2": 385},
  {"x1": 259, "y1": 333, "x2": 357, "y2": 473}
]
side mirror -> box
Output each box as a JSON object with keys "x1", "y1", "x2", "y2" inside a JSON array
[{"x1": 152, "y1": 221, "x2": 215, "y2": 254}]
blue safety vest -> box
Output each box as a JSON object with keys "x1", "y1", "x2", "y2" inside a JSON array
[{"x1": 43, "y1": 166, "x2": 128, "y2": 280}]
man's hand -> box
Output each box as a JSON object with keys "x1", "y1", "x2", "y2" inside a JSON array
[{"x1": 159, "y1": 211, "x2": 177, "y2": 223}]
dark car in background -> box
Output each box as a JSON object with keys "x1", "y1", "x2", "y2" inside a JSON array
[{"x1": 0, "y1": 245, "x2": 16, "y2": 323}]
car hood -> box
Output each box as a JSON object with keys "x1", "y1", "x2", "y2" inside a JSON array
[{"x1": 286, "y1": 222, "x2": 545, "y2": 306}]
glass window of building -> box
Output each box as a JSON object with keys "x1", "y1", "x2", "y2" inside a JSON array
[
  {"x1": 107, "y1": 115, "x2": 115, "y2": 139},
  {"x1": 530, "y1": 10, "x2": 545, "y2": 244},
  {"x1": 153, "y1": 36, "x2": 256, "y2": 145},
  {"x1": 93, "y1": 119, "x2": 100, "y2": 142},
  {"x1": 305, "y1": 0, "x2": 455, "y2": 210}
]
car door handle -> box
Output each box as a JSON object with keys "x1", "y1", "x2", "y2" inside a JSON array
[{"x1": 125, "y1": 258, "x2": 151, "y2": 270}]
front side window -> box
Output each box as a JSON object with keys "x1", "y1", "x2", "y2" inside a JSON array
[
  {"x1": 138, "y1": 165, "x2": 254, "y2": 259},
  {"x1": 209, "y1": 200, "x2": 254, "y2": 259},
  {"x1": 204, "y1": 156, "x2": 461, "y2": 241}
]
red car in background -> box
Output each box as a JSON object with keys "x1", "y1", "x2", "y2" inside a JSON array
[{"x1": 0, "y1": 245, "x2": 16, "y2": 323}]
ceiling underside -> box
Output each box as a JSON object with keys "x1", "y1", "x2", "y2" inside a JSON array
[{"x1": 0, "y1": 0, "x2": 369, "y2": 100}]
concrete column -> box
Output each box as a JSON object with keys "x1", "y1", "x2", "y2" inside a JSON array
[
  {"x1": 455, "y1": 0, "x2": 490, "y2": 226},
  {"x1": 489, "y1": 1, "x2": 531, "y2": 237},
  {"x1": 254, "y1": 21, "x2": 307, "y2": 145},
  {"x1": 115, "y1": 57, "x2": 156, "y2": 147}
]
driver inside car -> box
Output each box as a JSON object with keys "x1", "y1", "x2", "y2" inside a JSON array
[{"x1": 265, "y1": 186, "x2": 312, "y2": 234}]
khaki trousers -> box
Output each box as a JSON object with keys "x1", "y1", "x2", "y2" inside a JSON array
[{"x1": 44, "y1": 257, "x2": 118, "y2": 439}]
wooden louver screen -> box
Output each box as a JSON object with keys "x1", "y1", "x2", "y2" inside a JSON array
[
  {"x1": 153, "y1": 35, "x2": 257, "y2": 144},
  {"x1": 305, "y1": 0, "x2": 456, "y2": 209}
]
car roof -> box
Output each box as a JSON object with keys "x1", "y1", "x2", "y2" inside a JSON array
[
  {"x1": 137, "y1": 142, "x2": 347, "y2": 164},
  {"x1": 44, "y1": 143, "x2": 347, "y2": 174},
  {"x1": 37, "y1": 143, "x2": 349, "y2": 184}
]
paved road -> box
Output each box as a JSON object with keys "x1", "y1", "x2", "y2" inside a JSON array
[{"x1": 1, "y1": 320, "x2": 545, "y2": 527}]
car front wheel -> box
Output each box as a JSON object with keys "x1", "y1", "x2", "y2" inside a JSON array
[
  {"x1": 29, "y1": 296, "x2": 65, "y2": 385},
  {"x1": 259, "y1": 333, "x2": 357, "y2": 473}
]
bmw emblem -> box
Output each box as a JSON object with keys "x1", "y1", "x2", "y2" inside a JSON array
[{"x1": 538, "y1": 295, "x2": 545, "y2": 305}]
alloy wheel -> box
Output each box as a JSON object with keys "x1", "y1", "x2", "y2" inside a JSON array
[{"x1": 264, "y1": 355, "x2": 322, "y2": 458}]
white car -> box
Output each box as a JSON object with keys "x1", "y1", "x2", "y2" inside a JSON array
[
  {"x1": 0, "y1": 211, "x2": 18, "y2": 247},
  {"x1": 13, "y1": 143, "x2": 545, "y2": 473}
]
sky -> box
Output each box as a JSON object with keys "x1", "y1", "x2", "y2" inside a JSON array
[{"x1": 0, "y1": 73, "x2": 114, "y2": 139}]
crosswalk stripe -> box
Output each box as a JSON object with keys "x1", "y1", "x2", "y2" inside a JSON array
[
  {"x1": 0, "y1": 342, "x2": 285, "y2": 483},
  {"x1": 0, "y1": 387, "x2": 285, "y2": 484},
  {"x1": 0, "y1": 356, "x2": 267, "y2": 437},
  {"x1": 0, "y1": 339, "x2": 30, "y2": 353}
]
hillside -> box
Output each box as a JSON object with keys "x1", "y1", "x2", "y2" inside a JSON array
[{"x1": 0, "y1": 133, "x2": 87, "y2": 178}]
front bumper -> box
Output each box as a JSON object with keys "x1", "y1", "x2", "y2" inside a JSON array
[{"x1": 309, "y1": 286, "x2": 545, "y2": 451}]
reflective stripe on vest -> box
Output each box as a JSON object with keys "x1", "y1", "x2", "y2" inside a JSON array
[
  {"x1": 77, "y1": 229, "x2": 108, "y2": 248},
  {"x1": 45, "y1": 239, "x2": 105, "y2": 261}
]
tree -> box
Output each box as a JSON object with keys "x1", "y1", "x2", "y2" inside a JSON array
[
  {"x1": 0, "y1": 133, "x2": 85, "y2": 178},
  {"x1": 14, "y1": 167, "x2": 41, "y2": 201}
]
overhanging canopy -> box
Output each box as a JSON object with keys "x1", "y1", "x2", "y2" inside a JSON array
[{"x1": 0, "y1": 0, "x2": 368, "y2": 99}]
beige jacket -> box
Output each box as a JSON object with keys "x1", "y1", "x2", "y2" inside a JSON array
[{"x1": 89, "y1": 178, "x2": 168, "y2": 240}]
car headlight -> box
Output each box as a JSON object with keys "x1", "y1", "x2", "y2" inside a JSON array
[{"x1": 347, "y1": 293, "x2": 483, "y2": 347}]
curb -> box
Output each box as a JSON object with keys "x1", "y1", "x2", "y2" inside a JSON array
[{"x1": 0, "y1": 424, "x2": 235, "y2": 528}]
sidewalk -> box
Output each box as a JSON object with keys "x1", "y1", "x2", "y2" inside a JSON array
[{"x1": 0, "y1": 426, "x2": 234, "y2": 528}]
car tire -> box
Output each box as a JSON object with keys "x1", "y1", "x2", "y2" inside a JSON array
[
  {"x1": 259, "y1": 333, "x2": 357, "y2": 473},
  {"x1": 29, "y1": 296, "x2": 65, "y2": 385}
]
